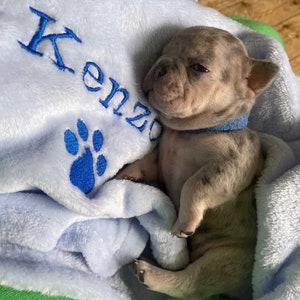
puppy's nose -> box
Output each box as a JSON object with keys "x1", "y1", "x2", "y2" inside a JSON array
[{"x1": 153, "y1": 65, "x2": 167, "y2": 80}]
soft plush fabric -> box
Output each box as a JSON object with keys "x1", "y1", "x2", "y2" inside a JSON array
[{"x1": 0, "y1": 1, "x2": 300, "y2": 300}]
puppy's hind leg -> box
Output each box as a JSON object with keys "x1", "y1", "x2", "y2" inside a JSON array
[
  {"x1": 133, "y1": 259, "x2": 197, "y2": 299},
  {"x1": 133, "y1": 246, "x2": 254, "y2": 300}
]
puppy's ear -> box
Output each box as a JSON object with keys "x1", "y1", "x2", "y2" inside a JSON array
[{"x1": 246, "y1": 59, "x2": 279, "y2": 96}]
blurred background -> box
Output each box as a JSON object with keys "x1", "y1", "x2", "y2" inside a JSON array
[{"x1": 198, "y1": 0, "x2": 300, "y2": 74}]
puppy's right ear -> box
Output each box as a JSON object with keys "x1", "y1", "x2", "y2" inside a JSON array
[{"x1": 246, "y1": 59, "x2": 279, "y2": 96}]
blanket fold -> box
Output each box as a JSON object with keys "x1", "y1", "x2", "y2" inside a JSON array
[
  {"x1": 253, "y1": 134, "x2": 300, "y2": 299},
  {"x1": 0, "y1": 0, "x2": 300, "y2": 299}
]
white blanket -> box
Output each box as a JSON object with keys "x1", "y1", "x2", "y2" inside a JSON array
[{"x1": 0, "y1": 0, "x2": 300, "y2": 299}]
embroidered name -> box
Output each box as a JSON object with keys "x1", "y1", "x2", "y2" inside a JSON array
[
  {"x1": 18, "y1": 7, "x2": 81, "y2": 73},
  {"x1": 82, "y1": 61, "x2": 162, "y2": 140},
  {"x1": 18, "y1": 6, "x2": 163, "y2": 142}
]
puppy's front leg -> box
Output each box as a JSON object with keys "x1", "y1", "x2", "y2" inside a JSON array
[
  {"x1": 172, "y1": 160, "x2": 246, "y2": 238},
  {"x1": 115, "y1": 148, "x2": 159, "y2": 183}
]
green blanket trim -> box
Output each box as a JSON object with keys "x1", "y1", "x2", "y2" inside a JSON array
[
  {"x1": 0, "y1": 15, "x2": 283, "y2": 300},
  {"x1": 0, "y1": 285, "x2": 71, "y2": 300},
  {"x1": 230, "y1": 15, "x2": 285, "y2": 47}
]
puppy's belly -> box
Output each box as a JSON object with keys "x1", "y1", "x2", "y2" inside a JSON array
[
  {"x1": 159, "y1": 154, "x2": 201, "y2": 208},
  {"x1": 189, "y1": 230, "x2": 255, "y2": 263},
  {"x1": 189, "y1": 185, "x2": 257, "y2": 262},
  {"x1": 189, "y1": 237, "x2": 245, "y2": 262}
]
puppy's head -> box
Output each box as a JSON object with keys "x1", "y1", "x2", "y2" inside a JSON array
[{"x1": 143, "y1": 26, "x2": 279, "y2": 130}]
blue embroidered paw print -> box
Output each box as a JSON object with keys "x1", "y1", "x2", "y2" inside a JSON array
[{"x1": 64, "y1": 119, "x2": 107, "y2": 194}]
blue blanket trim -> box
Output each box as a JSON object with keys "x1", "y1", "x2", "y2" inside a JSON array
[{"x1": 183, "y1": 113, "x2": 250, "y2": 134}]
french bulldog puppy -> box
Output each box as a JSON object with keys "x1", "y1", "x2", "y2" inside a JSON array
[{"x1": 117, "y1": 26, "x2": 279, "y2": 299}]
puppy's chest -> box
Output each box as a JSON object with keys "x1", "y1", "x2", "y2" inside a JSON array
[{"x1": 158, "y1": 130, "x2": 214, "y2": 186}]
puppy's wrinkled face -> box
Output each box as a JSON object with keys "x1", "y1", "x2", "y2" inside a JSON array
[{"x1": 143, "y1": 26, "x2": 278, "y2": 130}]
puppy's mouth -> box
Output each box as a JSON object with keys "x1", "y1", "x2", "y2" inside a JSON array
[
  {"x1": 146, "y1": 89, "x2": 186, "y2": 118},
  {"x1": 147, "y1": 79, "x2": 184, "y2": 100},
  {"x1": 143, "y1": 88, "x2": 151, "y2": 99}
]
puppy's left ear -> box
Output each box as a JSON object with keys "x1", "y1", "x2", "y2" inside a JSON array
[{"x1": 246, "y1": 59, "x2": 279, "y2": 96}]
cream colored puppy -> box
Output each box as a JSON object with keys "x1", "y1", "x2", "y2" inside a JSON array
[{"x1": 117, "y1": 26, "x2": 278, "y2": 299}]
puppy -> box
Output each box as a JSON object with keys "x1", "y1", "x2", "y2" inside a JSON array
[{"x1": 117, "y1": 26, "x2": 279, "y2": 299}]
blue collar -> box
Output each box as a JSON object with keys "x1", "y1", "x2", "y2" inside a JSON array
[{"x1": 183, "y1": 113, "x2": 250, "y2": 134}]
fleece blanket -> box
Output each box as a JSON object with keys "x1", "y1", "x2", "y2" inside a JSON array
[{"x1": 0, "y1": 0, "x2": 300, "y2": 299}]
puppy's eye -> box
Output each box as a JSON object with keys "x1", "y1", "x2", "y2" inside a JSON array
[{"x1": 190, "y1": 64, "x2": 209, "y2": 73}]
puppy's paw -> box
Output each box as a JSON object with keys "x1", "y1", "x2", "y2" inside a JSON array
[
  {"x1": 172, "y1": 229, "x2": 194, "y2": 238},
  {"x1": 115, "y1": 166, "x2": 142, "y2": 182},
  {"x1": 120, "y1": 175, "x2": 138, "y2": 182},
  {"x1": 131, "y1": 259, "x2": 157, "y2": 288},
  {"x1": 172, "y1": 220, "x2": 197, "y2": 238},
  {"x1": 131, "y1": 259, "x2": 174, "y2": 293}
]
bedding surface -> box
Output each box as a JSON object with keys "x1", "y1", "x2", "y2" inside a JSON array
[{"x1": 0, "y1": 1, "x2": 300, "y2": 299}]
